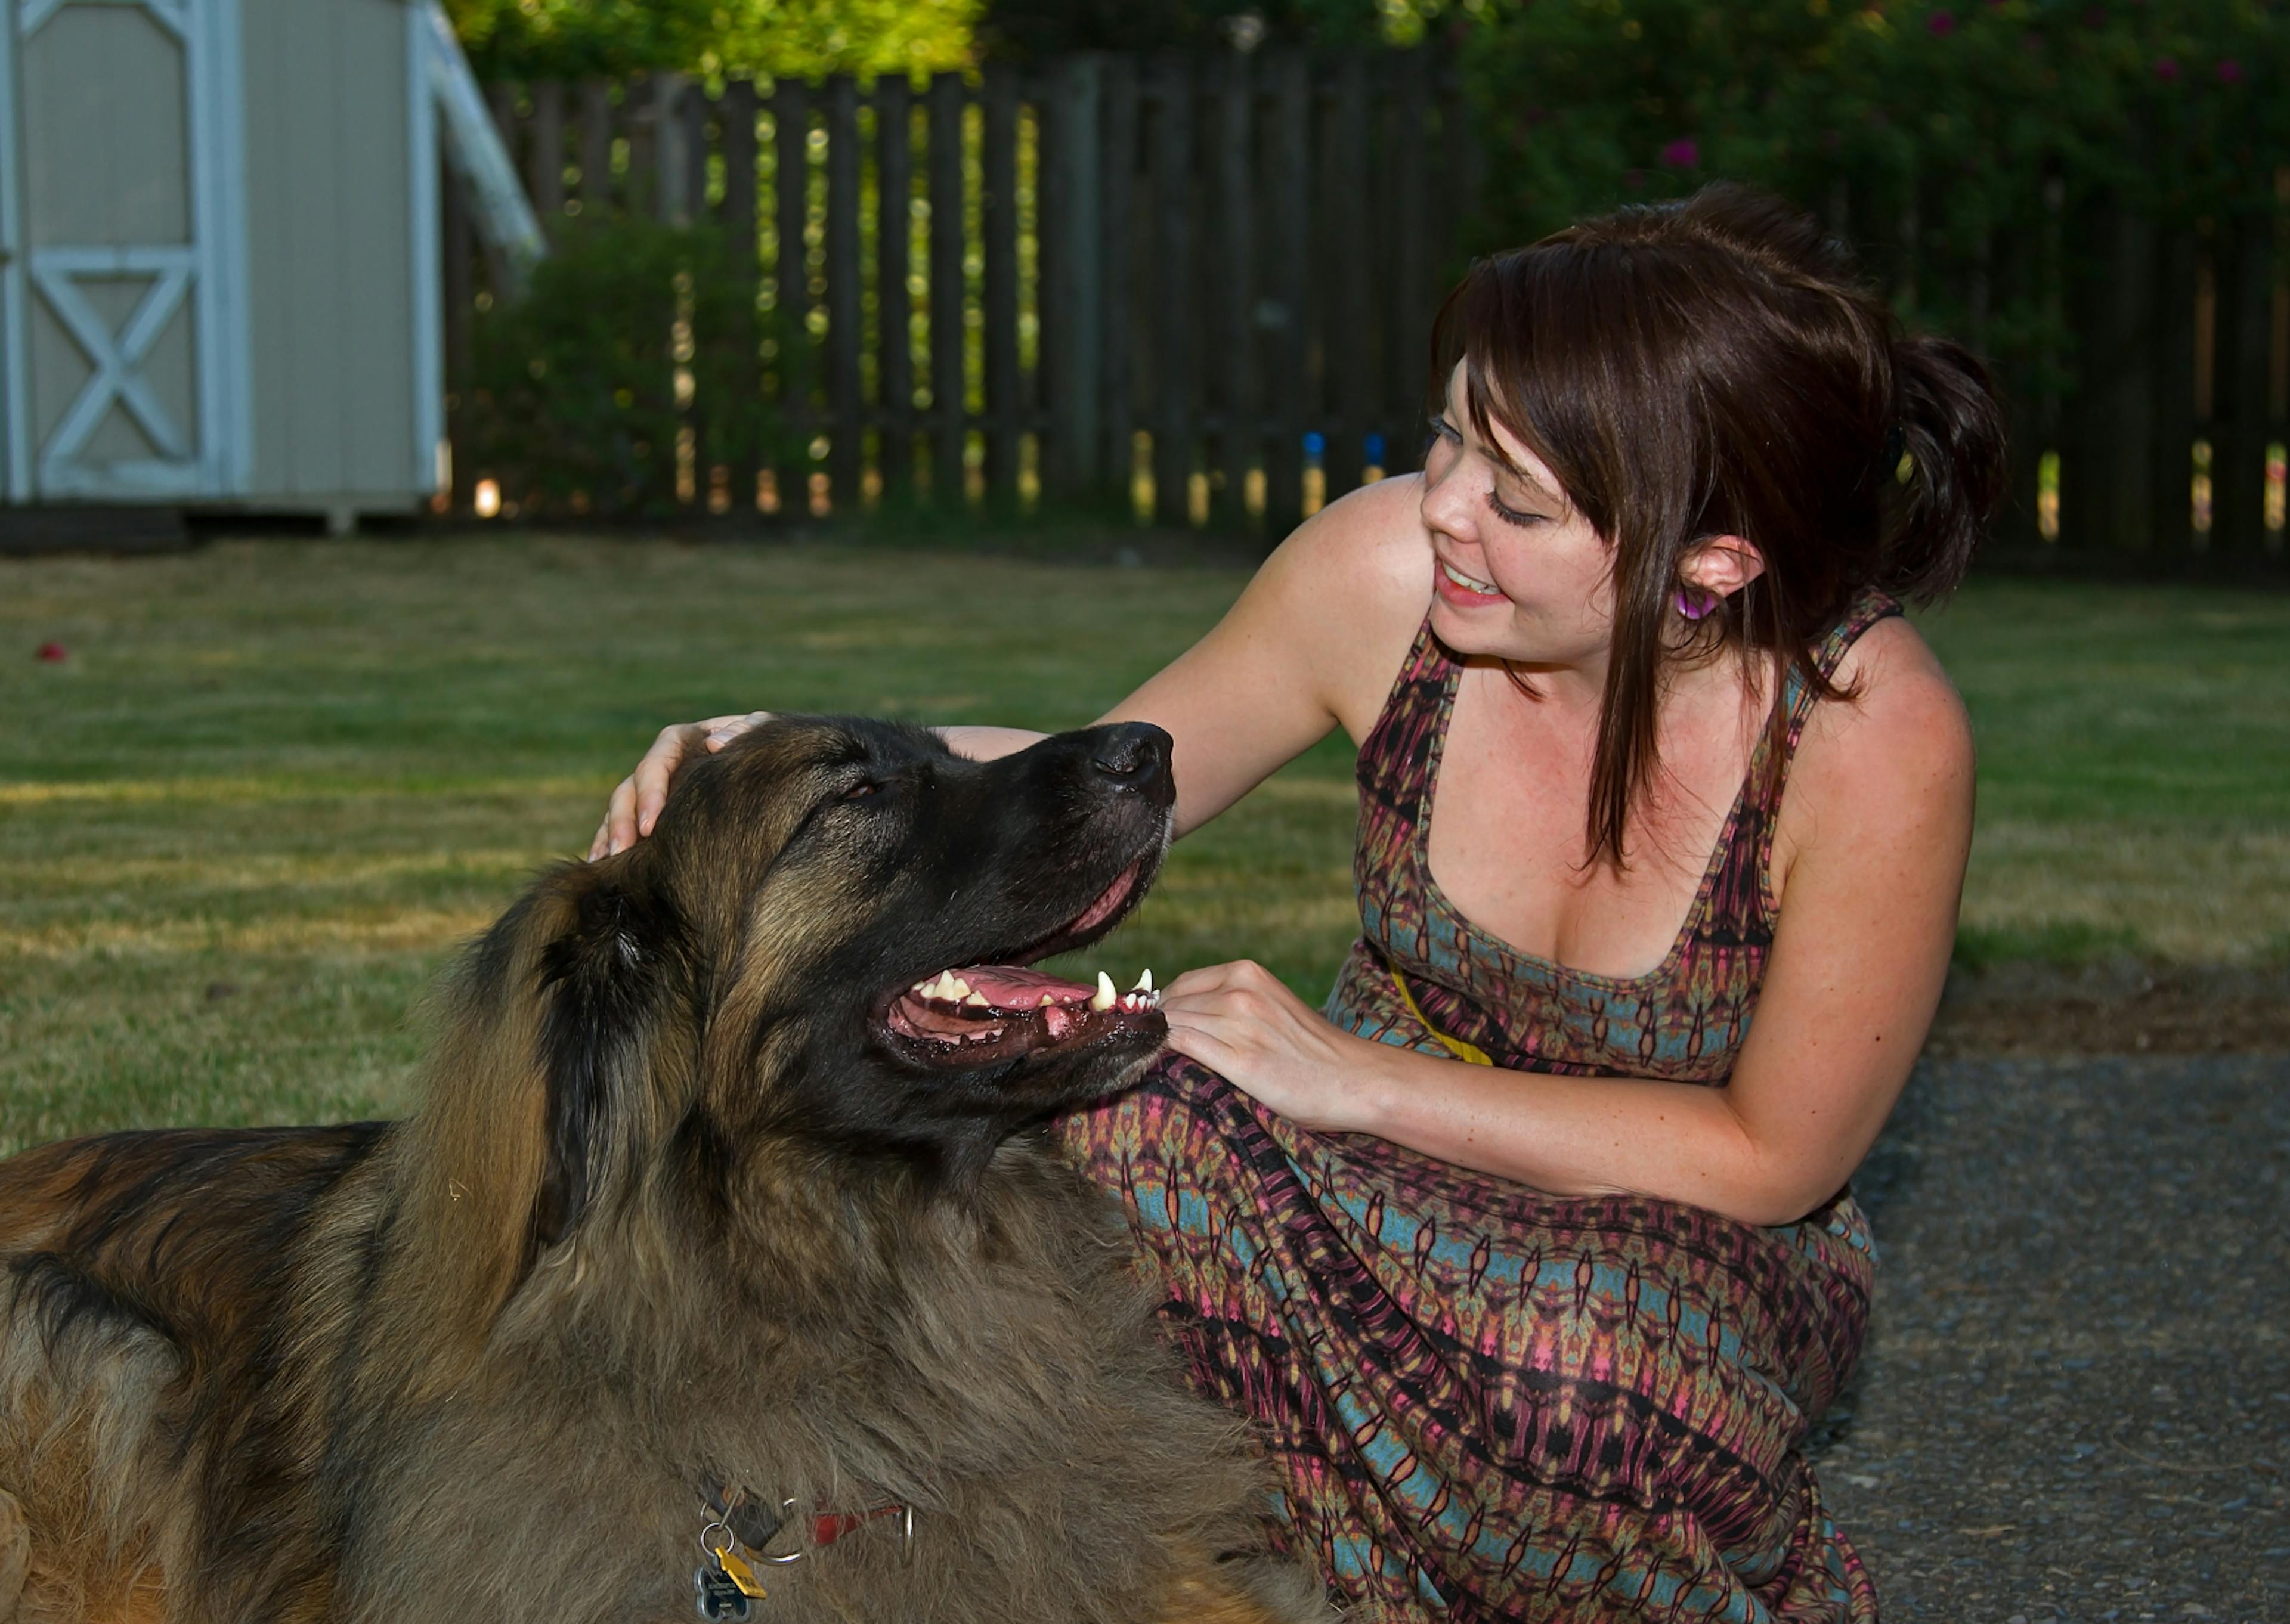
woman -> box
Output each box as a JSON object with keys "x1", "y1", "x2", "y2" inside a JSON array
[{"x1": 593, "y1": 186, "x2": 2003, "y2": 1621}]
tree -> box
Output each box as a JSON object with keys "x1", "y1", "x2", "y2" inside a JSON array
[{"x1": 447, "y1": 0, "x2": 980, "y2": 80}]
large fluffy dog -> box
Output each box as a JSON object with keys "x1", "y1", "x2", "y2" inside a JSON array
[{"x1": 0, "y1": 719, "x2": 1325, "y2": 1624}]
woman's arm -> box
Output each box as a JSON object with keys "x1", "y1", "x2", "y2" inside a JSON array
[
  {"x1": 1093, "y1": 476, "x2": 1430, "y2": 836},
  {"x1": 592, "y1": 478, "x2": 1431, "y2": 856},
  {"x1": 1165, "y1": 626, "x2": 1976, "y2": 1227}
]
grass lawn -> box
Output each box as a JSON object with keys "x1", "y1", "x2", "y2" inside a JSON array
[{"x1": 2, "y1": 533, "x2": 2285, "y2": 1152}]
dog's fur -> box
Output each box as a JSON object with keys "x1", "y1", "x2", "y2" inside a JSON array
[{"x1": 0, "y1": 719, "x2": 1325, "y2": 1624}]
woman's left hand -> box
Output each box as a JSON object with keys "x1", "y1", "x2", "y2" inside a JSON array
[{"x1": 1159, "y1": 960, "x2": 1387, "y2": 1135}]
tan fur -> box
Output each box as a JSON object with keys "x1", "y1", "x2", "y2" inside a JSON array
[{"x1": 0, "y1": 721, "x2": 1326, "y2": 1624}]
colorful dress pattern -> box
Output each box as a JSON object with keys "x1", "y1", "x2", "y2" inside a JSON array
[{"x1": 1059, "y1": 593, "x2": 1902, "y2": 1622}]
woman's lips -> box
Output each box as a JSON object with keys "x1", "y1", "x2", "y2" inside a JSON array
[{"x1": 1434, "y1": 556, "x2": 1508, "y2": 606}]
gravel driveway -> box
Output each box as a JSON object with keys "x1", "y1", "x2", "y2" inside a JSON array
[{"x1": 1809, "y1": 1054, "x2": 2288, "y2": 1623}]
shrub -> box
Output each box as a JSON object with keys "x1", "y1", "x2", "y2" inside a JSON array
[
  {"x1": 1462, "y1": 0, "x2": 2290, "y2": 246},
  {"x1": 463, "y1": 221, "x2": 797, "y2": 519}
]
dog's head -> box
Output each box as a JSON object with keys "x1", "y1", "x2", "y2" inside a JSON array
[{"x1": 399, "y1": 718, "x2": 1175, "y2": 1330}]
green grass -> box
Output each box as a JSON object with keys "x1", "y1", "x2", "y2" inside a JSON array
[
  {"x1": 2, "y1": 537, "x2": 2285, "y2": 1151},
  {"x1": 1915, "y1": 580, "x2": 2290, "y2": 965}
]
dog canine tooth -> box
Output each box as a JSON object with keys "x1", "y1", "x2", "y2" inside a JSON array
[
  {"x1": 948, "y1": 975, "x2": 974, "y2": 1000},
  {"x1": 1091, "y1": 972, "x2": 1116, "y2": 1011},
  {"x1": 1131, "y1": 969, "x2": 1154, "y2": 994}
]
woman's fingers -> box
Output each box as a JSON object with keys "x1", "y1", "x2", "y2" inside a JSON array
[
  {"x1": 703, "y1": 711, "x2": 772, "y2": 751},
  {"x1": 592, "y1": 713, "x2": 778, "y2": 860},
  {"x1": 1159, "y1": 1015, "x2": 1244, "y2": 1076},
  {"x1": 629, "y1": 723, "x2": 708, "y2": 841},
  {"x1": 591, "y1": 771, "x2": 643, "y2": 859}
]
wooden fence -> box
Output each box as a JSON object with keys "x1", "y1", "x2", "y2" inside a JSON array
[
  {"x1": 451, "y1": 50, "x2": 1475, "y2": 535},
  {"x1": 450, "y1": 54, "x2": 2288, "y2": 562},
  {"x1": 1831, "y1": 170, "x2": 2290, "y2": 561}
]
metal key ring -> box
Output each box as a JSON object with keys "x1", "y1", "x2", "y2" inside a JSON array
[
  {"x1": 759, "y1": 1499, "x2": 806, "y2": 1565},
  {"x1": 697, "y1": 1518, "x2": 736, "y2": 1562}
]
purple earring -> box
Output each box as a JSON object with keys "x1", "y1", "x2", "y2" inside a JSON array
[{"x1": 1675, "y1": 588, "x2": 1716, "y2": 622}]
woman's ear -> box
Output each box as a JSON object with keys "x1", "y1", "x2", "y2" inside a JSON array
[{"x1": 1680, "y1": 534, "x2": 1768, "y2": 601}]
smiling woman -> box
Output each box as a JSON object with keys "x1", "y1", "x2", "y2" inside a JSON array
[{"x1": 601, "y1": 184, "x2": 2006, "y2": 1623}]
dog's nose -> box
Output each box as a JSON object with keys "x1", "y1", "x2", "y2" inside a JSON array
[{"x1": 1090, "y1": 723, "x2": 1172, "y2": 796}]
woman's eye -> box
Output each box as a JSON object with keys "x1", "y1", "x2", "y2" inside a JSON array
[
  {"x1": 1486, "y1": 491, "x2": 1542, "y2": 528},
  {"x1": 1426, "y1": 415, "x2": 1462, "y2": 445}
]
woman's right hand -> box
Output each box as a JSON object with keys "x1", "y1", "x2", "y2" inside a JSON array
[{"x1": 588, "y1": 711, "x2": 773, "y2": 859}]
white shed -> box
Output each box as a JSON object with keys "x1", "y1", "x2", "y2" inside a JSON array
[{"x1": 0, "y1": 0, "x2": 533, "y2": 532}]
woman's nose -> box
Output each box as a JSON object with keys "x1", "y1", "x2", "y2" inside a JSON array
[{"x1": 1418, "y1": 453, "x2": 1478, "y2": 540}]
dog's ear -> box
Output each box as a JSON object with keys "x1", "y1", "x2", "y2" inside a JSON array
[
  {"x1": 389, "y1": 854, "x2": 693, "y2": 1365},
  {"x1": 528, "y1": 872, "x2": 685, "y2": 1250}
]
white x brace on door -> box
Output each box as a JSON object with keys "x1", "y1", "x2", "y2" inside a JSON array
[{"x1": 0, "y1": 0, "x2": 250, "y2": 500}]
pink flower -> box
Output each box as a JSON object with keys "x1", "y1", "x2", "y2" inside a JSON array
[
  {"x1": 2217, "y1": 58, "x2": 2245, "y2": 85},
  {"x1": 1660, "y1": 137, "x2": 1699, "y2": 168},
  {"x1": 2153, "y1": 55, "x2": 2180, "y2": 81},
  {"x1": 1928, "y1": 10, "x2": 1957, "y2": 36}
]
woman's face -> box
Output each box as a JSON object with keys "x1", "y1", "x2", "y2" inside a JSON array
[{"x1": 1418, "y1": 361, "x2": 1614, "y2": 672}]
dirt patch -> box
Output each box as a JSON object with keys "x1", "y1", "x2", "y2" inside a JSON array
[{"x1": 1925, "y1": 960, "x2": 2288, "y2": 1057}]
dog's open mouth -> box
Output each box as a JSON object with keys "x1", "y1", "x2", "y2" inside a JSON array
[{"x1": 878, "y1": 860, "x2": 1166, "y2": 1066}]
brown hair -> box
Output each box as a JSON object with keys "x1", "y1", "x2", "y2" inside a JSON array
[{"x1": 1431, "y1": 183, "x2": 2006, "y2": 866}]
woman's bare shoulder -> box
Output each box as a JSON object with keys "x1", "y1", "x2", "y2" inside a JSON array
[
  {"x1": 1777, "y1": 613, "x2": 1976, "y2": 880},
  {"x1": 1246, "y1": 475, "x2": 1435, "y2": 737}
]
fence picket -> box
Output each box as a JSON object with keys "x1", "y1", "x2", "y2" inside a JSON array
[
  {"x1": 1097, "y1": 57, "x2": 1136, "y2": 500},
  {"x1": 983, "y1": 62, "x2": 1022, "y2": 506},
  {"x1": 825, "y1": 75, "x2": 863, "y2": 507},
  {"x1": 2212, "y1": 209, "x2": 2273, "y2": 554},
  {"x1": 577, "y1": 80, "x2": 612, "y2": 215},
  {"x1": 2152, "y1": 231, "x2": 2198, "y2": 556},
  {"x1": 927, "y1": 72, "x2": 967, "y2": 503},
  {"x1": 526, "y1": 80, "x2": 564, "y2": 234},
  {"x1": 1327, "y1": 57, "x2": 1370, "y2": 501},
  {"x1": 875, "y1": 76, "x2": 915, "y2": 502},
  {"x1": 720, "y1": 79, "x2": 761, "y2": 512},
  {"x1": 772, "y1": 77, "x2": 813, "y2": 513},
  {"x1": 1212, "y1": 52, "x2": 1255, "y2": 527},
  {"x1": 1392, "y1": 49, "x2": 1432, "y2": 465},
  {"x1": 2096, "y1": 207, "x2": 2158, "y2": 554},
  {"x1": 1263, "y1": 49, "x2": 1311, "y2": 538},
  {"x1": 1041, "y1": 57, "x2": 1102, "y2": 497},
  {"x1": 1150, "y1": 58, "x2": 1194, "y2": 528}
]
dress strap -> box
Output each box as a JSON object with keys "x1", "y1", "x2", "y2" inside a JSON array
[
  {"x1": 1780, "y1": 589, "x2": 1904, "y2": 760},
  {"x1": 1751, "y1": 588, "x2": 1905, "y2": 918}
]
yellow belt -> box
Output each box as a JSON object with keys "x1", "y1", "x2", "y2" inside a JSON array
[{"x1": 1390, "y1": 968, "x2": 1493, "y2": 1067}]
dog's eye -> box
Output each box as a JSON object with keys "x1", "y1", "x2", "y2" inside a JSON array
[{"x1": 841, "y1": 780, "x2": 884, "y2": 801}]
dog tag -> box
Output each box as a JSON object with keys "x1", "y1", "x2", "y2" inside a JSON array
[
  {"x1": 716, "y1": 1545, "x2": 769, "y2": 1600},
  {"x1": 693, "y1": 1563, "x2": 754, "y2": 1620}
]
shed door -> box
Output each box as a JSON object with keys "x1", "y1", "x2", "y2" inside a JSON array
[{"x1": 0, "y1": 0, "x2": 247, "y2": 500}]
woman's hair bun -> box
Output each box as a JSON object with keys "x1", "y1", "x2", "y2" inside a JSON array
[{"x1": 1886, "y1": 333, "x2": 2007, "y2": 604}]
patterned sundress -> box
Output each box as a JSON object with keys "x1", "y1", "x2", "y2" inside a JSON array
[{"x1": 1060, "y1": 592, "x2": 1902, "y2": 1623}]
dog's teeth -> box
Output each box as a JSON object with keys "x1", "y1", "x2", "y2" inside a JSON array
[
  {"x1": 1039, "y1": 993, "x2": 1057, "y2": 1006},
  {"x1": 925, "y1": 971, "x2": 955, "y2": 1000},
  {"x1": 947, "y1": 975, "x2": 974, "y2": 999},
  {"x1": 1091, "y1": 971, "x2": 1116, "y2": 1011},
  {"x1": 1132, "y1": 969, "x2": 1154, "y2": 993},
  {"x1": 963, "y1": 991, "x2": 989, "y2": 1008}
]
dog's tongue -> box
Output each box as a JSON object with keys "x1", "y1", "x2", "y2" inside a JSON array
[{"x1": 952, "y1": 965, "x2": 1094, "y2": 1006}]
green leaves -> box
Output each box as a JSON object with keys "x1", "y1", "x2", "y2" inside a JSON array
[
  {"x1": 1459, "y1": 0, "x2": 2290, "y2": 247},
  {"x1": 463, "y1": 221, "x2": 800, "y2": 519},
  {"x1": 447, "y1": 0, "x2": 980, "y2": 81}
]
